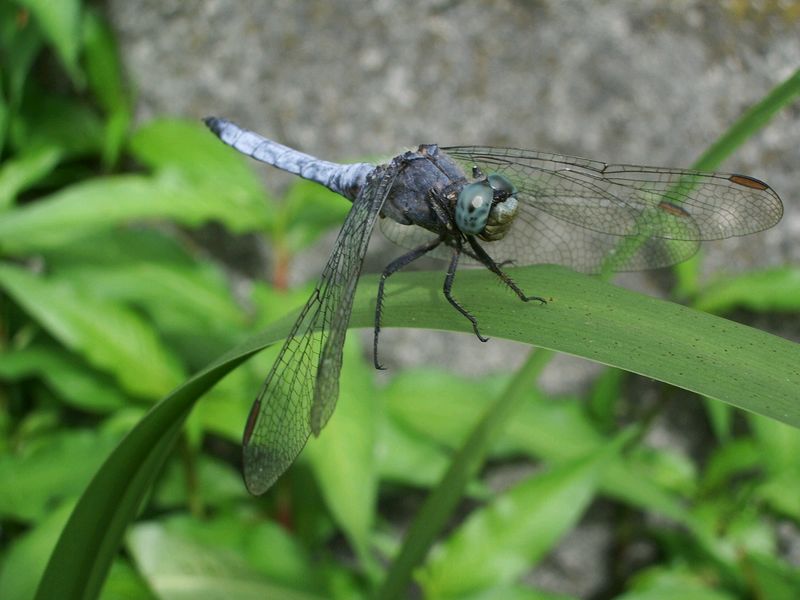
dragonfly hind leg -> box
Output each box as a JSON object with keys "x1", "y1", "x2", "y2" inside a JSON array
[
  {"x1": 374, "y1": 237, "x2": 442, "y2": 370},
  {"x1": 466, "y1": 236, "x2": 547, "y2": 305}
]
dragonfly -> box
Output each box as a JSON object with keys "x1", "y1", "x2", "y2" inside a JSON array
[{"x1": 204, "y1": 117, "x2": 783, "y2": 494}]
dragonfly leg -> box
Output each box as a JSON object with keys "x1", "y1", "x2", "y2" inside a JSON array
[
  {"x1": 444, "y1": 244, "x2": 489, "y2": 342},
  {"x1": 374, "y1": 237, "x2": 442, "y2": 369},
  {"x1": 466, "y1": 236, "x2": 547, "y2": 305}
]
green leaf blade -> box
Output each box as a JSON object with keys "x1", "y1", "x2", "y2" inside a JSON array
[
  {"x1": 417, "y1": 440, "x2": 623, "y2": 597},
  {"x1": 694, "y1": 267, "x2": 800, "y2": 314},
  {"x1": 0, "y1": 173, "x2": 269, "y2": 255},
  {"x1": 0, "y1": 264, "x2": 185, "y2": 398},
  {"x1": 352, "y1": 266, "x2": 800, "y2": 422},
  {"x1": 13, "y1": 0, "x2": 82, "y2": 85}
]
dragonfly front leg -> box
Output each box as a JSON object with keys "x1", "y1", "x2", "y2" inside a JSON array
[
  {"x1": 374, "y1": 237, "x2": 443, "y2": 369},
  {"x1": 466, "y1": 236, "x2": 547, "y2": 305},
  {"x1": 444, "y1": 243, "x2": 489, "y2": 343}
]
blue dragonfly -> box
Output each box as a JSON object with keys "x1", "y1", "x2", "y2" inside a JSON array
[{"x1": 204, "y1": 117, "x2": 782, "y2": 494}]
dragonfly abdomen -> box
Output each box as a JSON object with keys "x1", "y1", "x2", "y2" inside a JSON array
[{"x1": 204, "y1": 117, "x2": 374, "y2": 201}]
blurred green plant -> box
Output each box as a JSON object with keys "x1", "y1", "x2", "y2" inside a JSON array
[{"x1": 1, "y1": 3, "x2": 799, "y2": 600}]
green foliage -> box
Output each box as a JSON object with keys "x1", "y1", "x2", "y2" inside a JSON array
[
  {"x1": 417, "y1": 438, "x2": 625, "y2": 597},
  {"x1": 0, "y1": 4, "x2": 799, "y2": 600}
]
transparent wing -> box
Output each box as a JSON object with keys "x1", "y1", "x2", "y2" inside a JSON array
[
  {"x1": 242, "y1": 165, "x2": 395, "y2": 495},
  {"x1": 379, "y1": 210, "x2": 700, "y2": 272},
  {"x1": 436, "y1": 146, "x2": 783, "y2": 272}
]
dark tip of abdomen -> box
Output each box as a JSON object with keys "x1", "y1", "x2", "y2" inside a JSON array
[{"x1": 203, "y1": 116, "x2": 226, "y2": 134}]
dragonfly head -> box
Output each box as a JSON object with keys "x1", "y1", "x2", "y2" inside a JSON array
[{"x1": 456, "y1": 173, "x2": 519, "y2": 240}]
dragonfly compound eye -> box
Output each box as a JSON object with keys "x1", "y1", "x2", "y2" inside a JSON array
[
  {"x1": 487, "y1": 173, "x2": 516, "y2": 198},
  {"x1": 456, "y1": 181, "x2": 494, "y2": 234}
]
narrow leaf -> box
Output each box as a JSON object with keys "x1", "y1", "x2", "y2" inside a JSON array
[
  {"x1": 417, "y1": 436, "x2": 627, "y2": 597},
  {"x1": 0, "y1": 145, "x2": 61, "y2": 210},
  {"x1": 35, "y1": 345, "x2": 259, "y2": 600},
  {"x1": 13, "y1": 0, "x2": 82, "y2": 84},
  {"x1": 354, "y1": 266, "x2": 800, "y2": 423},
  {"x1": 127, "y1": 523, "x2": 325, "y2": 600},
  {"x1": 0, "y1": 173, "x2": 269, "y2": 254},
  {"x1": 0, "y1": 345, "x2": 127, "y2": 412},
  {"x1": 694, "y1": 267, "x2": 800, "y2": 313},
  {"x1": 0, "y1": 264, "x2": 184, "y2": 398}
]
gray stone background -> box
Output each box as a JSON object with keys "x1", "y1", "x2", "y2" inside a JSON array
[{"x1": 105, "y1": 1, "x2": 799, "y2": 595}]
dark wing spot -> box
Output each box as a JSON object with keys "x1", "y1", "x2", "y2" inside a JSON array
[
  {"x1": 658, "y1": 201, "x2": 691, "y2": 218},
  {"x1": 243, "y1": 398, "x2": 262, "y2": 444},
  {"x1": 729, "y1": 174, "x2": 769, "y2": 190}
]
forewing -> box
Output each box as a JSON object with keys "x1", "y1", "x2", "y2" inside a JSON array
[
  {"x1": 242, "y1": 165, "x2": 394, "y2": 495},
  {"x1": 442, "y1": 146, "x2": 782, "y2": 272}
]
